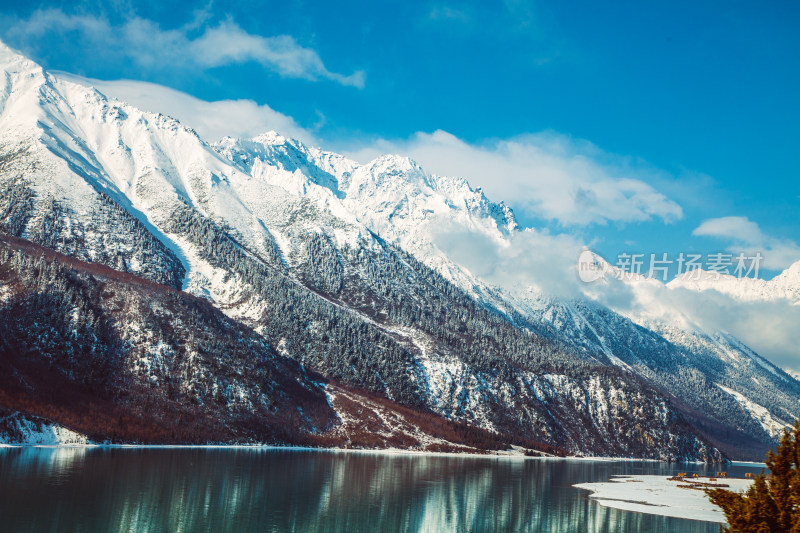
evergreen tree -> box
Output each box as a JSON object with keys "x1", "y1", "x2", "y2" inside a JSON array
[{"x1": 708, "y1": 420, "x2": 800, "y2": 532}]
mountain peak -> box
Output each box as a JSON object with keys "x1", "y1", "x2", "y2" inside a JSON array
[
  {"x1": 775, "y1": 260, "x2": 800, "y2": 284},
  {"x1": 252, "y1": 130, "x2": 285, "y2": 145},
  {"x1": 0, "y1": 40, "x2": 43, "y2": 77},
  {"x1": 0, "y1": 39, "x2": 22, "y2": 59},
  {"x1": 666, "y1": 265, "x2": 800, "y2": 304},
  {"x1": 366, "y1": 153, "x2": 422, "y2": 174}
]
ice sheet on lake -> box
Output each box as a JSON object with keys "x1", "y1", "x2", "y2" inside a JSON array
[{"x1": 574, "y1": 475, "x2": 753, "y2": 523}]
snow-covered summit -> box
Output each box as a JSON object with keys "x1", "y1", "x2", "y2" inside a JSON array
[
  {"x1": 0, "y1": 40, "x2": 37, "y2": 73},
  {"x1": 667, "y1": 261, "x2": 800, "y2": 304},
  {"x1": 771, "y1": 260, "x2": 800, "y2": 302},
  {"x1": 215, "y1": 132, "x2": 519, "y2": 249}
]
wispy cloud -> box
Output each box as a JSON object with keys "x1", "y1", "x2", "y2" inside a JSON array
[
  {"x1": 54, "y1": 73, "x2": 318, "y2": 144},
  {"x1": 427, "y1": 5, "x2": 472, "y2": 23},
  {"x1": 189, "y1": 21, "x2": 365, "y2": 87},
  {"x1": 585, "y1": 270, "x2": 800, "y2": 373},
  {"x1": 1, "y1": 9, "x2": 365, "y2": 87},
  {"x1": 694, "y1": 216, "x2": 800, "y2": 270},
  {"x1": 430, "y1": 222, "x2": 588, "y2": 299},
  {"x1": 346, "y1": 129, "x2": 683, "y2": 226}
]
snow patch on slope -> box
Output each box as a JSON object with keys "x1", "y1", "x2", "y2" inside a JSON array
[
  {"x1": 718, "y1": 384, "x2": 791, "y2": 439},
  {"x1": 0, "y1": 412, "x2": 90, "y2": 445}
]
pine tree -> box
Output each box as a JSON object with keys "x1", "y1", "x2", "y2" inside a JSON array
[{"x1": 708, "y1": 420, "x2": 800, "y2": 532}]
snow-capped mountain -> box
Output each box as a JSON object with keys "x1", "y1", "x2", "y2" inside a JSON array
[
  {"x1": 668, "y1": 263, "x2": 800, "y2": 304},
  {"x1": 571, "y1": 256, "x2": 800, "y2": 449},
  {"x1": 211, "y1": 124, "x2": 800, "y2": 458},
  {"x1": 0, "y1": 40, "x2": 795, "y2": 459},
  {"x1": 214, "y1": 132, "x2": 520, "y2": 308}
]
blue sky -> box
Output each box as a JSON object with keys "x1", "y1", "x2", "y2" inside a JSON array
[{"x1": 1, "y1": 0, "x2": 798, "y2": 278}]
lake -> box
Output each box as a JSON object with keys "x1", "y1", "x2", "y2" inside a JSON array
[{"x1": 0, "y1": 448, "x2": 764, "y2": 532}]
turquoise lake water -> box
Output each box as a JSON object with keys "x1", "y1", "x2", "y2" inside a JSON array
[{"x1": 0, "y1": 448, "x2": 765, "y2": 532}]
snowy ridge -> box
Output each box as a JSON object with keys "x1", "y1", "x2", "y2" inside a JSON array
[
  {"x1": 223, "y1": 129, "x2": 800, "y2": 457},
  {"x1": 668, "y1": 264, "x2": 800, "y2": 304},
  {"x1": 214, "y1": 133, "x2": 520, "y2": 305}
]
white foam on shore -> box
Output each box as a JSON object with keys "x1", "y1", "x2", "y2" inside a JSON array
[{"x1": 574, "y1": 475, "x2": 753, "y2": 523}]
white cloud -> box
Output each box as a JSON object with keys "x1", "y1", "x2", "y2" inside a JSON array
[
  {"x1": 720, "y1": 299, "x2": 800, "y2": 373},
  {"x1": 581, "y1": 262, "x2": 800, "y2": 372},
  {"x1": 2, "y1": 9, "x2": 364, "y2": 87},
  {"x1": 427, "y1": 213, "x2": 800, "y2": 371},
  {"x1": 429, "y1": 222, "x2": 588, "y2": 300},
  {"x1": 694, "y1": 216, "x2": 764, "y2": 244},
  {"x1": 54, "y1": 73, "x2": 318, "y2": 144},
  {"x1": 430, "y1": 217, "x2": 800, "y2": 372},
  {"x1": 188, "y1": 21, "x2": 365, "y2": 87},
  {"x1": 694, "y1": 216, "x2": 800, "y2": 270},
  {"x1": 346, "y1": 129, "x2": 683, "y2": 226}
]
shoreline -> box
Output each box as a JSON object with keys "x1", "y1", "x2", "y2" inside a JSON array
[{"x1": 0, "y1": 442, "x2": 752, "y2": 464}]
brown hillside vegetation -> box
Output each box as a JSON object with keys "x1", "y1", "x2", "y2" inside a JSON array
[{"x1": 0, "y1": 232, "x2": 559, "y2": 454}]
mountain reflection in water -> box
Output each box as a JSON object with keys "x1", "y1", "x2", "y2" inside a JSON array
[{"x1": 0, "y1": 448, "x2": 726, "y2": 532}]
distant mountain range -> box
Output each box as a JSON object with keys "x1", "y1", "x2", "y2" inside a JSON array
[{"x1": 1, "y1": 41, "x2": 797, "y2": 460}]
